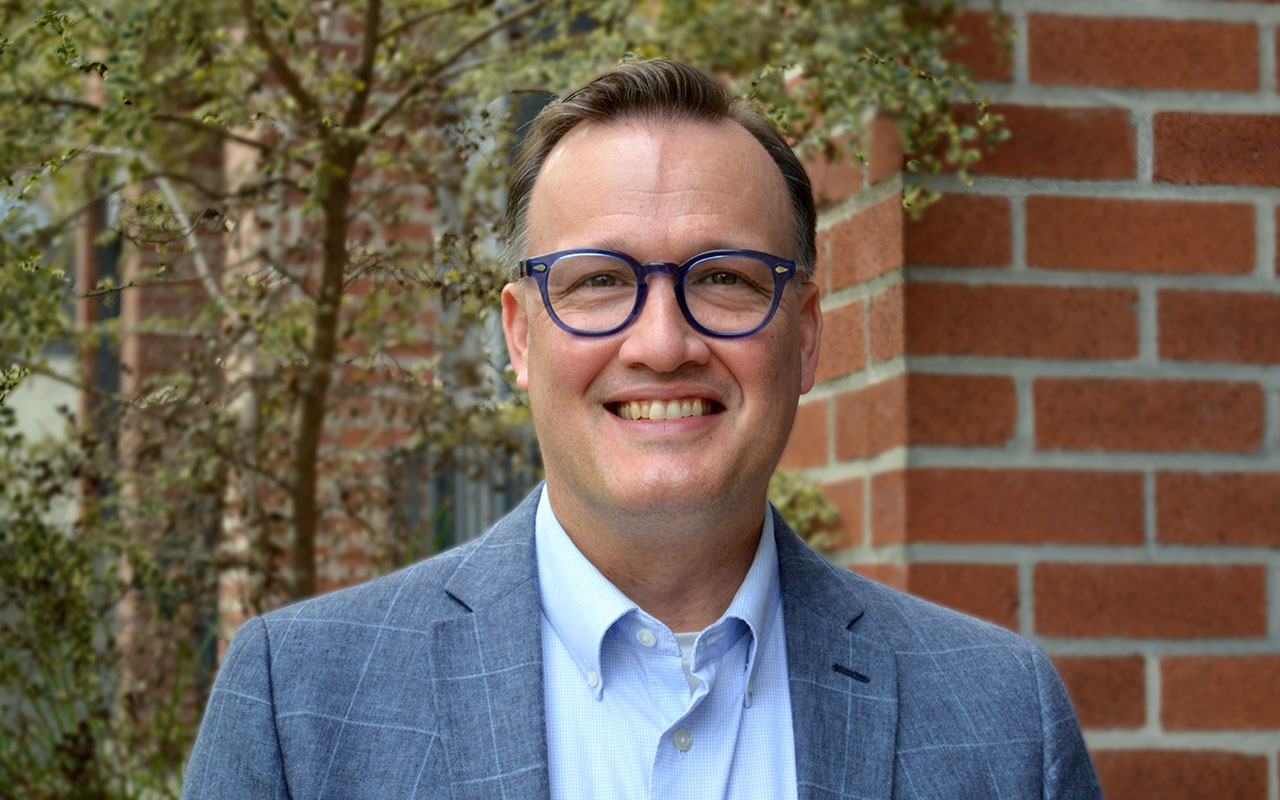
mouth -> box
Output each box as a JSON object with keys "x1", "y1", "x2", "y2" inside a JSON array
[{"x1": 608, "y1": 397, "x2": 723, "y2": 421}]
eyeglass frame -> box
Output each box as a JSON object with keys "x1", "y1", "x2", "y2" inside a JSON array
[{"x1": 518, "y1": 247, "x2": 801, "y2": 339}]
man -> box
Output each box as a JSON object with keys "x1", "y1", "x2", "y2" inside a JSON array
[{"x1": 182, "y1": 60, "x2": 1102, "y2": 799}]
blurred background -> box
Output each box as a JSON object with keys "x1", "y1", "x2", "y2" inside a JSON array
[{"x1": 2, "y1": 0, "x2": 1277, "y2": 797}]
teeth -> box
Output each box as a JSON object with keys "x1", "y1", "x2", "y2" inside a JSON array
[{"x1": 614, "y1": 397, "x2": 715, "y2": 420}]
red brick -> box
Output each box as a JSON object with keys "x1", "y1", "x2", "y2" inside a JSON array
[
  {"x1": 1093, "y1": 750, "x2": 1268, "y2": 800},
  {"x1": 906, "y1": 374, "x2": 1015, "y2": 448},
  {"x1": 1052, "y1": 656, "x2": 1145, "y2": 729},
  {"x1": 903, "y1": 194, "x2": 1010, "y2": 267},
  {"x1": 815, "y1": 228, "x2": 831, "y2": 285},
  {"x1": 944, "y1": 11, "x2": 1013, "y2": 82},
  {"x1": 1026, "y1": 196, "x2": 1255, "y2": 275},
  {"x1": 1035, "y1": 378, "x2": 1265, "y2": 454},
  {"x1": 906, "y1": 564, "x2": 1019, "y2": 630},
  {"x1": 779, "y1": 398, "x2": 827, "y2": 470},
  {"x1": 815, "y1": 302, "x2": 866, "y2": 383},
  {"x1": 867, "y1": 116, "x2": 904, "y2": 185},
  {"x1": 829, "y1": 195, "x2": 903, "y2": 290},
  {"x1": 1029, "y1": 15, "x2": 1259, "y2": 91},
  {"x1": 337, "y1": 425, "x2": 409, "y2": 450},
  {"x1": 869, "y1": 284, "x2": 904, "y2": 363},
  {"x1": 835, "y1": 376, "x2": 906, "y2": 461},
  {"x1": 871, "y1": 470, "x2": 906, "y2": 546},
  {"x1": 1156, "y1": 113, "x2": 1280, "y2": 187},
  {"x1": 821, "y1": 477, "x2": 865, "y2": 549},
  {"x1": 976, "y1": 105, "x2": 1136, "y2": 180},
  {"x1": 1163, "y1": 656, "x2": 1280, "y2": 729},
  {"x1": 1158, "y1": 472, "x2": 1280, "y2": 547},
  {"x1": 905, "y1": 283, "x2": 1138, "y2": 359},
  {"x1": 896, "y1": 469, "x2": 1144, "y2": 545},
  {"x1": 1160, "y1": 290, "x2": 1280, "y2": 364},
  {"x1": 1034, "y1": 564, "x2": 1267, "y2": 638}
]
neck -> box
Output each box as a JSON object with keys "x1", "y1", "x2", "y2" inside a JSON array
[{"x1": 545, "y1": 484, "x2": 765, "y2": 632}]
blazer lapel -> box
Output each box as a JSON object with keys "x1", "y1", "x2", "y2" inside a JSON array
[
  {"x1": 425, "y1": 490, "x2": 552, "y2": 800},
  {"x1": 776, "y1": 512, "x2": 899, "y2": 800}
]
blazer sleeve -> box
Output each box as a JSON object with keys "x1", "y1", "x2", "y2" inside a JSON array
[
  {"x1": 1032, "y1": 647, "x2": 1103, "y2": 800},
  {"x1": 181, "y1": 617, "x2": 291, "y2": 800}
]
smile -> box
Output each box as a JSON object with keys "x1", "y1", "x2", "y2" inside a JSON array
[{"x1": 610, "y1": 397, "x2": 722, "y2": 421}]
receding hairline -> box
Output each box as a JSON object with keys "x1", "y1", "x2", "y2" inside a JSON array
[
  {"x1": 528, "y1": 114, "x2": 793, "y2": 252},
  {"x1": 503, "y1": 59, "x2": 817, "y2": 275}
]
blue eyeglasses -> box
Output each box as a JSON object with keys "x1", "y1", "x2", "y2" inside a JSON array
[{"x1": 519, "y1": 248, "x2": 799, "y2": 338}]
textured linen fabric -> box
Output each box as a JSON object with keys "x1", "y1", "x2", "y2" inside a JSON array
[
  {"x1": 535, "y1": 491, "x2": 797, "y2": 800},
  {"x1": 180, "y1": 483, "x2": 1103, "y2": 800}
]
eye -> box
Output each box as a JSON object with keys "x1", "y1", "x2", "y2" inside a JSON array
[
  {"x1": 583, "y1": 273, "x2": 621, "y2": 288},
  {"x1": 705, "y1": 270, "x2": 740, "y2": 286}
]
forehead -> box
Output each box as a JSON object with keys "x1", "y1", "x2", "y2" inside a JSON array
[{"x1": 527, "y1": 116, "x2": 792, "y2": 258}]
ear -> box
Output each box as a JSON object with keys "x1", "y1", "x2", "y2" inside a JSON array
[
  {"x1": 502, "y1": 282, "x2": 532, "y2": 391},
  {"x1": 797, "y1": 281, "x2": 822, "y2": 395}
]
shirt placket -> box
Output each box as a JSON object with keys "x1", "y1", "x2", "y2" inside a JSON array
[{"x1": 646, "y1": 622, "x2": 752, "y2": 800}]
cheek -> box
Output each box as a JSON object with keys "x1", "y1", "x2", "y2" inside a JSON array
[{"x1": 526, "y1": 328, "x2": 614, "y2": 398}]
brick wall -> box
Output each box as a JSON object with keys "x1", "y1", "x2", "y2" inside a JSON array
[{"x1": 786, "y1": 2, "x2": 1280, "y2": 797}]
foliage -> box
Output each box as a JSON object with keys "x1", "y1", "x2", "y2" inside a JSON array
[
  {"x1": 769, "y1": 469, "x2": 839, "y2": 552},
  {"x1": 1, "y1": 0, "x2": 1000, "y2": 791},
  {"x1": 0, "y1": 371, "x2": 202, "y2": 799}
]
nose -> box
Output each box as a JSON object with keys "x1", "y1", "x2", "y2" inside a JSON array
[{"x1": 616, "y1": 274, "x2": 711, "y2": 372}]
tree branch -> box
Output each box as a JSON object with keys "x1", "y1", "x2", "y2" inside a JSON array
[
  {"x1": 207, "y1": 436, "x2": 296, "y2": 497},
  {"x1": 378, "y1": 0, "x2": 488, "y2": 44},
  {"x1": 152, "y1": 170, "x2": 301, "y2": 204},
  {"x1": 79, "y1": 277, "x2": 194, "y2": 298},
  {"x1": 341, "y1": 0, "x2": 381, "y2": 129},
  {"x1": 366, "y1": 0, "x2": 552, "y2": 136},
  {"x1": 8, "y1": 356, "x2": 127, "y2": 408},
  {"x1": 18, "y1": 94, "x2": 274, "y2": 152},
  {"x1": 239, "y1": 0, "x2": 325, "y2": 137},
  {"x1": 19, "y1": 93, "x2": 100, "y2": 113},
  {"x1": 11, "y1": 184, "x2": 124, "y2": 251},
  {"x1": 151, "y1": 112, "x2": 274, "y2": 153},
  {"x1": 81, "y1": 146, "x2": 235, "y2": 321}
]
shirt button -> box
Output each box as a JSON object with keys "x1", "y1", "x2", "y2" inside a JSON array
[
  {"x1": 587, "y1": 670, "x2": 599, "y2": 688},
  {"x1": 672, "y1": 729, "x2": 692, "y2": 752},
  {"x1": 636, "y1": 629, "x2": 657, "y2": 647}
]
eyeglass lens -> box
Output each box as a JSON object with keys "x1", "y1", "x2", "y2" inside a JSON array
[{"x1": 544, "y1": 253, "x2": 778, "y2": 334}]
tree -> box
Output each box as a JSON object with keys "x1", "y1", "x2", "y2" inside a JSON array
[{"x1": 0, "y1": 0, "x2": 1000, "y2": 793}]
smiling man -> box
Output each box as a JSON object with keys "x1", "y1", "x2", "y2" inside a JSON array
[{"x1": 182, "y1": 60, "x2": 1102, "y2": 800}]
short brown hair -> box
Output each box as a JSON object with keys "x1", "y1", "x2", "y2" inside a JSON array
[{"x1": 503, "y1": 59, "x2": 816, "y2": 277}]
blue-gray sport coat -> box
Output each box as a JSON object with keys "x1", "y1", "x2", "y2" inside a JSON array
[{"x1": 181, "y1": 486, "x2": 1102, "y2": 799}]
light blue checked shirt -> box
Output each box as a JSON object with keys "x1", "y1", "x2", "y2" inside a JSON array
[{"x1": 535, "y1": 490, "x2": 797, "y2": 799}]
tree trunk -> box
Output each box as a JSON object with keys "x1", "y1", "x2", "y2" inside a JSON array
[{"x1": 289, "y1": 144, "x2": 358, "y2": 600}]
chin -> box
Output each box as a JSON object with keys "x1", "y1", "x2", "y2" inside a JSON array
[{"x1": 602, "y1": 473, "x2": 750, "y2": 520}]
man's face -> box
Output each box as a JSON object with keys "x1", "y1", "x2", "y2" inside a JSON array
[{"x1": 502, "y1": 117, "x2": 821, "y2": 527}]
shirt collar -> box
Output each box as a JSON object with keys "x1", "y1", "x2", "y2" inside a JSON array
[{"x1": 534, "y1": 487, "x2": 781, "y2": 701}]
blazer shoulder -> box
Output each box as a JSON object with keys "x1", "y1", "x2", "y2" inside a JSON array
[
  {"x1": 787, "y1": 545, "x2": 1036, "y2": 659},
  {"x1": 258, "y1": 536, "x2": 480, "y2": 633},
  {"x1": 252, "y1": 484, "x2": 541, "y2": 641},
  {"x1": 854, "y1": 566, "x2": 1035, "y2": 655}
]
